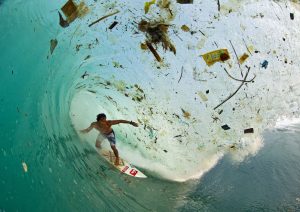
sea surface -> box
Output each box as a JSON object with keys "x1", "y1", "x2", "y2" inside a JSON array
[{"x1": 1, "y1": 0, "x2": 300, "y2": 211}]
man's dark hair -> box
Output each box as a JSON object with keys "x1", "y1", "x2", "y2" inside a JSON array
[{"x1": 97, "y1": 113, "x2": 106, "y2": 121}]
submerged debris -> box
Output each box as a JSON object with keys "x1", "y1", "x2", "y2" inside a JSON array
[
  {"x1": 138, "y1": 20, "x2": 176, "y2": 55},
  {"x1": 261, "y1": 60, "x2": 268, "y2": 69},
  {"x1": 50, "y1": 39, "x2": 58, "y2": 55},
  {"x1": 176, "y1": 0, "x2": 193, "y2": 4},
  {"x1": 22, "y1": 162, "x2": 28, "y2": 173},
  {"x1": 58, "y1": 11, "x2": 69, "y2": 28},
  {"x1": 181, "y1": 108, "x2": 191, "y2": 119},
  {"x1": 59, "y1": 0, "x2": 89, "y2": 27},
  {"x1": 221, "y1": 124, "x2": 230, "y2": 130},
  {"x1": 108, "y1": 21, "x2": 118, "y2": 30},
  {"x1": 244, "y1": 128, "x2": 254, "y2": 134},
  {"x1": 89, "y1": 10, "x2": 120, "y2": 27},
  {"x1": 81, "y1": 71, "x2": 89, "y2": 79},
  {"x1": 146, "y1": 41, "x2": 162, "y2": 62},
  {"x1": 239, "y1": 53, "x2": 249, "y2": 64},
  {"x1": 197, "y1": 91, "x2": 208, "y2": 102},
  {"x1": 201, "y1": 49, "x2": 230, "y2": 66},
  {"x1": 181, "y1": 25, "x2": 190, "y2": 32},
  {"x1": 144, "y1": 0, "x2": 156, "y2": 14}
]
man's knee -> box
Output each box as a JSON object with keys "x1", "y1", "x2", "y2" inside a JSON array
[{"x1": 95, "y1": 140, "x2": 101, "y2": 148}]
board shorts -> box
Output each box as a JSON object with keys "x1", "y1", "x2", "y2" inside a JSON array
[{"x1": 97, "y1": 130, "x2": 116, "y2": 146}]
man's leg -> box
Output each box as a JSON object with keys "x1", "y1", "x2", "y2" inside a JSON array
[
  {"x1": 110, "y1": 145, "x2": 119, "y2": 166},
  {"x1": 96, "y1": 134, "x2": 103, "y2": 148},
  {"x1": 95, "y1": 139, "x2": 102, "y2": 148}
]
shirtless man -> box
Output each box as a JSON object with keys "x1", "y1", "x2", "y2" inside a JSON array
[{"x1": 80, "y1": 113, "x2": 138, "y2": 166}]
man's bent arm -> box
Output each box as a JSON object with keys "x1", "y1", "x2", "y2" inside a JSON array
[
  {"x1": 109, "y1": 120, "x2": 138, "y2": 127},
  {"x1": 80, "y1": 123, "x2": 94, "y2": 133}
]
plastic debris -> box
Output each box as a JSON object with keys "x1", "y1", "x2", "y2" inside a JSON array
[
  {"x1": 181, "y1": 25, "x2": 190, "y2": 32},
  {"x1": 201, "y1": 49, "x2": 230, "y2": 66},
  {"x1": 89, "y1": 10, "x2": 119, "y2": 27},
  {"x1": 244, "y1": 128, "x2": 254, "y2": 134},
  {"x1": 221, "y1": 124, "x2": 230, "y2": 130},
  {"x1": 181, "y1": 108, "x2": 191, "y2": 119},
  {"x1": 239, "y1": 53, "x2": 249, "y2": 64},
  {"x1": 61, "y1": 0, "x2": 78, "y2": 23},
  {"x1": 261, "y1": 60, "x2": 268, "y2": 69},
  {"x1": 197, "y1": 91, "x2": 208, "y2": 102},
  {"x1": 81, "y1": 71, "x2": 89, "y2": 79},
  {"x1": 290, "y1": 13, "x2": 294, "y2": 20},
  {"x1": 138, "y1": 20, "x2": 176, "y2": 55},
  {"x1": 50, "y1": 39, "x2": 58, "y2": 55},
  {"x1": 58, "y1": 11, "x2": 69, "y2": 28},
  {"x1": 140, "y1": 42, "x2": 148, "y2": 50},
  {"x1": 146, "y1": 41, "x2": 162, "y2": 62},
  {"x1": 177, "y1": 0, "x2": 193, "y2": 4},
  {"x1": 109, "y1": 21, "x2": 118, "y2": 30},
  {"x1": 60, "y1": 0, "x2": 88, "y2": 26},
  {"x1": 144, "y1": 0, "x2": 156, "y2": 14},
  {"x1": 22, "y1": 162, "x2": 28, "y2": 172}
]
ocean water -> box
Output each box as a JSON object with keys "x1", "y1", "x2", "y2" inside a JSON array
[{"x1": 1, "y1": 0, "x2": 300, "y2": 211}]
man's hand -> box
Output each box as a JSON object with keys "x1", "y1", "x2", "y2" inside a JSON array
[
  {"x1": 80, "y1": 123, "x2": 94, "y2": 134},
  {"x1": 80, "y1": 129, "x2": 88, "y2": 134},
  {"x1": 130, "y1": 121, "x2": 139, "y2": 127}
]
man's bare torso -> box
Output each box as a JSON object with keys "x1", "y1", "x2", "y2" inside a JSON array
[{"x1": 92, "y1": 120, "x2": 113, "y2": 135}]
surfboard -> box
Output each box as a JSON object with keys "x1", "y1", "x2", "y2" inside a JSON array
[{"x1": 98, "y1": 149, "x2": 147, "y2": 178}]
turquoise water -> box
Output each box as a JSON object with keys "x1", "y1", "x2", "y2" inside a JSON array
[{"x1": 1, "y1": 0, "x2": 300, "y2": 211}]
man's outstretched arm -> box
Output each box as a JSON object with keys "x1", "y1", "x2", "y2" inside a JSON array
[
  {"x1": 80, "y1": 123, "x2": 95, "y2": 133},
  {"x1": 109, "y1": 120, "x2": 138, "y2": 127}
]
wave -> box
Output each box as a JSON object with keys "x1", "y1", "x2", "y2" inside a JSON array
[{"x1": 41, "y1": 0, "x2": 300, "y2": 181}]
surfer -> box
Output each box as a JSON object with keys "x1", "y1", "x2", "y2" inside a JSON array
[{"x1": 80, "y1": 113, "x2": 138, "y2": 166}]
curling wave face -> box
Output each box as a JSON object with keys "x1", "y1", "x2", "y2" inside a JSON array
[{"x1": 65, "y1": 0, "x2": 300, "y2": 181}]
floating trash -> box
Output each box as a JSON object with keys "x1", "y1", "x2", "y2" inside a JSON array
[{"x1": 22, "y1": 162, "x2": 28, "y2": 173}]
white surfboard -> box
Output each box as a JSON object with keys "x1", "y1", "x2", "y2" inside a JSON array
[{"x1": 98, "y1": 149, "x2": 147, "y2": 178}]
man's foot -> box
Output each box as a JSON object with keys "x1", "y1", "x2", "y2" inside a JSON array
[{"x1": 114, "y1": 157, "x2": 120, "y2": 166}]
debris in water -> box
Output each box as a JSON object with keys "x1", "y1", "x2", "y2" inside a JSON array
[
  {"x1": 58, "y1": 11, "x2": 69, "y2": 28},
  {"x1": 84, "y1": 55, "x2": 91, "y2": 60},
  {"x1": 22, "y1": 162, "x2": 28, "y2": 172},
  {"x1": 261, "y1": 60, "x2": 268, "y2": 69},
  {"x1": 178, "y1": 66, "x2": 184, "y2": 83},
  {"x1": 239, "y1": 53, "x2": 249, "y2": 64},
  {"x1": 112, "y1": 61, "x2": 124, "y2": 68},
  {"x1": 221, "y1": 124, "x2": 230, "y2": 130},
  {"x1": 144, "y1": 0, "x2": 156, "y2": 14},
  {"x1": 140, "y1": 42, "x2": 148, "y2": 50},
  {"x1": 197, "y1": 91, "x2": 208, "y2": 102},
  {"x1": 201, "y1": 49, "x2": 230, "y2": 66},
  {"x1": 176, "y1": 0, "x2": 193, "y2": 4},
  {"x1": 50, "y1": 39, "x2": 58, "y2": 55},
  {"x1": 244, "y1": 128, "x2": 254, "y2": 134},
  {"x1": 214, "y1": 67, "x2": 252, "y2": 110},
  {"x1": 138, "y1": 20, "x2": 176, "y2": 55},
  {"x1": 290, "y1": 13, "x2": 294, "y2": 20},
  {"x1": 163, "y1": 150, "x2": 168, "y2": 153},
  {"x1": 181, "y1": 25, "x2": 190, "y2": 32},
  {"x1": 109, "y1": 21, "x2": 118, "y2": 30},
  {"x1": 146, "y1": 41, "x2": 162, "y2": 62},
  {"x1": 181, "y1": 108, "x2": 191, "y2": 119},
  {"x1": 81, "y1": 71, "x2": 89, "y2": 79},
  {"x1": 89, "y1": 10, "x2": 120, "y2": 27},
  {"x1": 61, "y1": 0, "x2": 78, "y2": 23}
]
